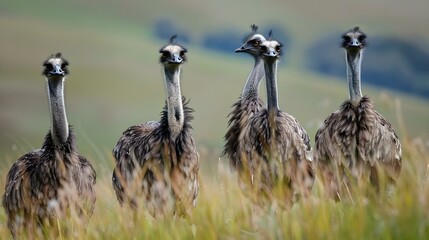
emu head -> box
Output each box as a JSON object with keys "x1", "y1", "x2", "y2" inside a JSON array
[
  {"x1": 342, "y1": 26, "x2": 367, "y2": 50},
  {"x1": 259, "y1": 31, "x2": 283, "y2": 60},
  {"x1": 159, "y1": 35, "x2": 187, "y2": 66},
  {"x1": 43, "y1": 52, "x2": 69, "y2": 77},
  {"x1": 235, "y1": 24, "x2": 266, "y2": 56}
]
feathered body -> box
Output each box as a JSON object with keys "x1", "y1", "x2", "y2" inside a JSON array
[
  {"x1": 238, "y1": 37, "x2": 314, "y2": 207},
  {"x1": 314, "y1": 27, "x2": 402, "y2": 199},
  {"x1": 3, "y1": 130, "x2": 96, "y2": 235},
  {"x1": 223, "y1": 24, "x2": 265, "y2": 169},
  {"x1": 112, "y1": 99, "x2": 199, "y2": 216},
  {"x1": 224, "y1": 96, "x2": 263, "y2": 168},
  {"x1": 112, "y1": 37, "x2": 199, "y2": 216},
  {"x1": 239, "y1": 109, "x2": 313, "y2": 206},
  {"x1": 315, "y1": 97, "x2": 401, "y2": 194},
  {"x1": 2, "y1": 53, "x2": 96, "y2": 237}
]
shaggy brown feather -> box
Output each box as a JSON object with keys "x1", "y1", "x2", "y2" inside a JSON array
[
  {"x1": 238, "y1": 109, "x2": 314, "y2": 207},
  {"x1": 314, "y1": 96, "x2": 402, "y2": 198},
  {"x1": 112, "y1": 97, "x2": 199, "y2": 217},
  {"x1": 2, "y1": 128, "x2": 96, "y2": 237},
  {"x1": 223, "y1": 95, "x2": 264, "y2": 169}
]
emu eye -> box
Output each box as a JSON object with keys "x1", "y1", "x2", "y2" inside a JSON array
[
  {"x1": 342, "y1": 35, "x2": 351, "y2": 42},
  {"x1": 275, "y1": 45, "x2": 281, "y2": 52},
  {"x1": 251, "y1": 40, "x2": 259, "y2": 47},
  {"x1": 358, "y1": 34, "x2": 366, "y2": 41},
  {"x1": 161, "y1": 51, "x2": 169, "y2": 57},
  {"x1": 180, "y1": 51, "x2": 186, "y2": 57},
  {"x1": 260, "y1": 46, "x2": 267, "y2": 52}
]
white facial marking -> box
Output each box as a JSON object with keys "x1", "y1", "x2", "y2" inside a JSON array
[
  {"x1": 48, "y1": 58, "x2": 63, "y2": 66},
  {"x1": 162, "y1": 45, "x2": 184, "y2": 55},
  {"x1": 266, "y1": 40, "x2": 280, "y2": 49},
  {"x1": 250, "y1": 34, "x2": 266, "y2": 42}
]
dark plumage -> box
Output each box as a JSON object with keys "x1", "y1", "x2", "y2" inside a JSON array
[
  {"x1": 238, "y1": 36, "x2": 314, "y2": 208},
  {"x1": 314, "y1": 27, "x2": 402, "y2": 199},
  {"x1": 2, "y1": 53, "x2": 96, "y2": 238},
  {"x1": 112, "y1": 36, "x2": 199, "y2": 217},
  {"x1": 223, "y1": 97, "x2": 264, "y2": 169},
  {"x1": 223, "y1": 24, "x2": 266, "y2": 169}
]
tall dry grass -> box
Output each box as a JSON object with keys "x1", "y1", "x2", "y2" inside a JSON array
[{"x1": 0, "y1": 105, "x2": 428, "y2": 240}]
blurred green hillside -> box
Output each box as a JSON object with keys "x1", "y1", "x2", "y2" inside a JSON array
[{"x1": 1, "y1": 0, "x2": 429, "y2": 161}]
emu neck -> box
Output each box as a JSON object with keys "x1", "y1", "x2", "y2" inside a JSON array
[
  {"x1": 264, "y1": 58, "x2": 279, "y2": 118},
  {"x1": 346, "y1": 50, "x2": 363, "y2": 101},
  {"x1": 47, "y1": 77, "x2": 69, "y2": 146},
  {"x1": 163, "y1": 66, "x2": 184, "y2": 140},
  {"x1": 242, "y1": 57, "x2": 264, "y2": 100}
]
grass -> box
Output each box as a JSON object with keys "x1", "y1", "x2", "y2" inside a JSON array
[
  {"x1": 1, "y1": 136, "x2": 428, "y2": 239},
  {"x1": 1, "y1": 0, "x2": 429, "y2": 155}
]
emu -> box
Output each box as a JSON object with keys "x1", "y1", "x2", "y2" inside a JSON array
[
  {"x1": 112, "y1": 36, "x2": 199, "y2": 217},
  {"x1": 238, "y1": 33, "x2": 314, "y2": 208},
  {"x1": 2, "y1": 53, "x2": 96, "y2": 238},
  {"x1": 314, "y1": 27, "x2": 402, "y2": 200},
  {"x1": 223, "y1": 24, "x2": 266, "y2": 169}
]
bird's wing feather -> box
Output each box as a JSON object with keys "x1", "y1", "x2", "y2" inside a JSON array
[
  {"x1": 314, "y1": 100, "x2": 359, "y2": 165},
  {"x1": 357, "y1": 107, "x2": 402, "y2": 178},
  {"x1": 112, "y1": 122, "x2": 160, "y2": 203},
  {"x1": 2, "y1": 150, "x2": 42, "y2": 213},
  {"x1": 223, "y1": 96, "x2": 263, "y2": 168}
]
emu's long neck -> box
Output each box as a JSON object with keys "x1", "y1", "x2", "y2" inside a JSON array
[
  {"x1": 264, "y1": 58, "x2": 279, "y2": 116},
  {"x1": 346, "y1": 50, "x2": 363, "y2": 101},
  {"x1": 47, "y1": 77, "x2": 69, "y2": 146},
  {"x1": 163, "y1": 66, "x2": 184, "y2": 140},
  {"x1": 242, "y1": 56, "x2": 264, "y2": 99}
]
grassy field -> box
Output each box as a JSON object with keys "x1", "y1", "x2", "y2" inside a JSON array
[
  {"x1": 0, "y1": 139, "x2": 428, "y2": 239},
  {"x1": 1, "y1": 0, "x2": 429, "y2": 239}
]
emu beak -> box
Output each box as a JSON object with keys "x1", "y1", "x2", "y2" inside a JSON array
[
  {"x1": 169, "y1": 53, "x2": 183, "y2": 64},
  {"x1": 348, "y1": 37, "x2": 361, "y2": 47},
  {"x1": 50, "y1": 64, "x2": 65, "y2": 76},
  {"x1": 234, "y1": 46, "x2": 246, "y2": 53},
  {"x1": 264, "y1": 48, "x2": 279, "y2": 57}
]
